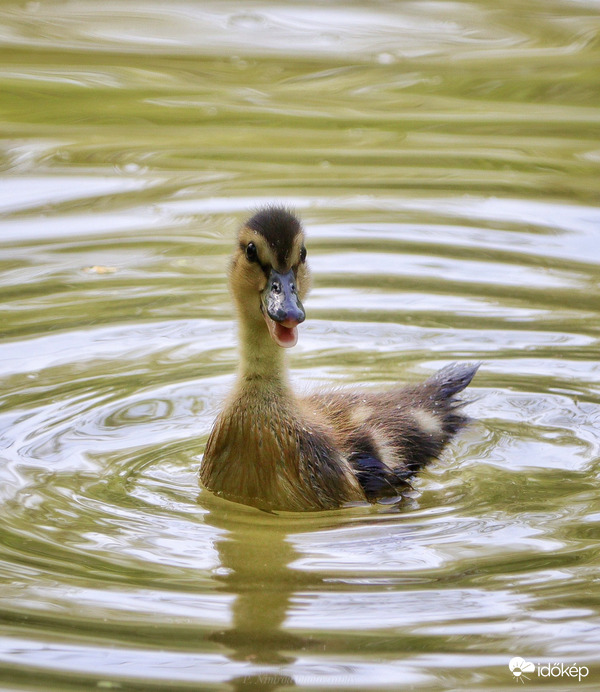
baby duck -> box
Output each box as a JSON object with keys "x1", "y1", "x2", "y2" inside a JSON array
[{"x1": 200, "y1": 207, "x2": 478, "y2": 511}]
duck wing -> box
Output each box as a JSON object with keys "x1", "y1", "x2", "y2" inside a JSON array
[{"x1": 302, "y1": 362, "x2": 479, "y2": 501}]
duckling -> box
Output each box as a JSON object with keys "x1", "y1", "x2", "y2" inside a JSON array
[{"x1": 200, "y1": 207, "x2": 479, "y2": 511}]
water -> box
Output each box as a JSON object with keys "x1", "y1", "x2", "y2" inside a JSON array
[{"x1": 1, "y1": 1, "x2": 600, "y2": 690}]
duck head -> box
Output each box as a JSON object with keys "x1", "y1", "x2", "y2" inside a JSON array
[{"x1": 230, "y1": 207, "x2": 310, "y2": 348}]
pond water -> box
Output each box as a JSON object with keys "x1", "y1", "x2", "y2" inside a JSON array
[{"x1": 1, "y1": 1, "x2": 600, "y2": 690}]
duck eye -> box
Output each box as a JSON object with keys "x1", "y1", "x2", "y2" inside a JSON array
[
  {"x1": 245, "y1": 242, "x2": 258, "y2": 262},
  {"x1": 300, "y1": 246, "x2": 307, "y2": 263}
]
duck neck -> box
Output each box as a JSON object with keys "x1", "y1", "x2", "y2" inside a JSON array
[{"x1": 237, "y1": 316, "x2": 289, "y2": 388}]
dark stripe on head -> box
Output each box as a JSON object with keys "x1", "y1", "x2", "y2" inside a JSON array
[{"x1": 245, "y1": 206, "x2": 302, "y2": 268}]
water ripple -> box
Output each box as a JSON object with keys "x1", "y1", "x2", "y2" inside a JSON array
[{"x1": 1, "y1": 1, "x2": 600, "y2": 688}]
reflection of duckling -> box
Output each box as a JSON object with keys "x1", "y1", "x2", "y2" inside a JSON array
[{"x1": 200, "y1": 207, "x2": 478, "y2": 511}]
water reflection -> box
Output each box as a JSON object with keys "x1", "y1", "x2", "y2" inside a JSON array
[{"x1": 207, "y1": 505, "x2": 306, "y2": 668}]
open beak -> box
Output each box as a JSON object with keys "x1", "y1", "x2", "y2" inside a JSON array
[{"x1": 261, "y1": 268, "x2": 305, "y2": 348}]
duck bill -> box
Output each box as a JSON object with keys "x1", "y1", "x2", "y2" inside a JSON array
[{"x1": 261, "y1": 268, "x2": 305, "y2": 348}]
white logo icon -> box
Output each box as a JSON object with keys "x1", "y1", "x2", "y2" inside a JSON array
[{"x1": 509, "y1": 657, "x2": 535, "y2": 682}]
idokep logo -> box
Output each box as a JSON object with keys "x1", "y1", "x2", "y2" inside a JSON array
[{"x1": 509, "y1": 657, "x2": 589, "y2": 683}]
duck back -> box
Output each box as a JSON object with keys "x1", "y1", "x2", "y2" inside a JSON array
[{"x1": 302, "y1": 362, "x2": 479, "y2": 501}]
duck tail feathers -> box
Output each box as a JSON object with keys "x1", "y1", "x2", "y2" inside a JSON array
[{"x1": 426, "y1": 362, "x2": 480, "y2": 399}]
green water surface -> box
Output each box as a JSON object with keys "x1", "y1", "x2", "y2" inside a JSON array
[{"x1": 1, "y1": 1, "x2": 600, "y2": 690}]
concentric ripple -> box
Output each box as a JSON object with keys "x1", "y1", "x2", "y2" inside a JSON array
[{"x1": 1, "y1": 0, "x2": 600, "y2": 690}]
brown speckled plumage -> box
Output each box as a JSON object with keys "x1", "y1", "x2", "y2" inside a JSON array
[{"x1": 200, "y1": 208, "x2": 478, "y2": 511}]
